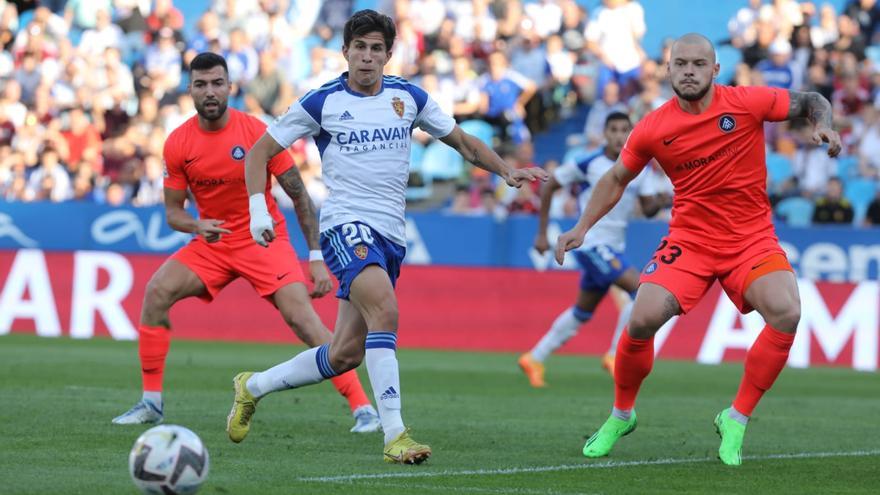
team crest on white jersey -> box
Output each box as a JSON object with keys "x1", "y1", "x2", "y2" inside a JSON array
[
  {"x1": 230, "y1": 145, "x2": 246, "y2": 161},
  {"x1": 391, "y1": 97, "x2": 404, "y2": 118}
]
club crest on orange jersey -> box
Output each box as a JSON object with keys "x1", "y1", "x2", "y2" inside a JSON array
[
  {"x1": 718, "y1": 115, "x2": 736, "y2": 133},
  {"x1": 391, "y1": 97, "x2": 405, "y2": 118},
  {"x1": 230, "y1": 145, "x2": 246, "y2": 161},
  {"x1": 354, "y1": 244, "x2": 369, "y2": 260}
]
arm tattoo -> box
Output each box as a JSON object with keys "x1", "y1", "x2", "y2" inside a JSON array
[
  {"x1": 787, "y1": 91, "x2": 832, "y2": 128},
  {"x1": 276, "y1": 167, "x2": 320, "y2": 249}
]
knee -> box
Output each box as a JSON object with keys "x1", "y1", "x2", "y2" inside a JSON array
[
  {"x1": 143, "y1": 278, "x2": 174, "y2": 310},
  {"x1": 627, "y1": 311, "x2": 663, "y2": 339},
  {"x1": 366, "y1": 301, "x2": 399, "y2": 331},
  {"x1": 765, "y1": 302, "x2": 800, "y2": 333}
]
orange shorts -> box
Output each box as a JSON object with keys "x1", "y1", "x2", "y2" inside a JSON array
[
  {"x1": 639, "y1": 233, "x2": 793, "y2": 314},
  {"x1": 170, "y1": 233, "x2": 305, "y2": 302}
]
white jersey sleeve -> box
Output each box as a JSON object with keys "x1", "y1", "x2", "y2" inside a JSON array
[
  {"x1": 635, "y1": 167, "x2": 657, "y2": 197},
  {"x1": 552, "y1": 160, "x2": 586, "y2": 187},
  {"x1": 415, "y1": 97, "x2": 456, "y2": 138},
  {"x1": 267, "y1": 100, "x2": 321, "y2": 148}
]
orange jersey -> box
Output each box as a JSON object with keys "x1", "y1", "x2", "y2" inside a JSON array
[
  {"x1": 163, "y1": 108, "x2": 294, "y2": 240},
  {"x1": 621, "y1": 84, "x2": 790, "y2": 249}
]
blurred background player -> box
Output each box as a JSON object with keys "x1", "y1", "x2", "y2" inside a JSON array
[
  {"x1": 519, "y1": 111, "x2": 658, "y2": 387},
  {"x1": 111, "y1": 52, "x2": 380, "y2": 434},
  {"x1": 557, "y1": 33, "x2": 841, "y2": 466},
  {"x1": 232, "y1": 10, "x2": 546, "y2": 464}
]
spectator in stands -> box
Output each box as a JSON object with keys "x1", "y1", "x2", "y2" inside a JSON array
[
  {"x1": 756, "y1": 38, "x2": 795, "y2": 89},
  {"x1": 812, "y1": 4, "x2": 840, "y2": 48},
  {"x1": 142, "y1": 27, "x2": 182, "y2": 102},
  {"x1": 26, "y1": 148, "x2": 72, "y2": 202},
  {"x1": 832, "y1": 72, "x2": 871, "y2": 118},
  {"x1": 812, "y1": 177, "x2": 855, "y2": 224},
  {"x1": 858, "y1": 106, "x2": 880, "y2": 177},
  {"x1": 61, "y1": 107, "x2": 102, "y2": 173},
  {"x1": 14, "y1": 50, "x2": 41, "y2": 106},
  {"x1": 133, "y1": 154, "x2": 163, "y2": 206},
  {"x1": 450, "y1": 57, "x2": 481, "y2": 121},
  {"x1": 728, "y1": 0, "x2": 762, "y2": 48},
  {"x1": 246, "y1": 49, "x2": 292, "y2": 117},
  {"x1": 844, "y1": 0, "x2": 880, "y2": 44},
  {"x1": 583, "y1": 81, "x2": 627, "y2": 148},
  {"x1": 479, "y1": 51, "x2": 536, "y2": 145},
  {"x1": 792, "y1": 121, "x2": 838, "y2": 196},
  {"x1": 78, "y1": 8, "x2": 124, "y2": 57},
  {"x1": 585, "y1": 0, "x2": 646, "y2": 100},
  {"x1": 865, "y1": 191, "x2": 880, "y2": 226},
  {"x1": 742, "y1": 16, "x2": 776, "y2": 67},
  {"x1": 65, "y1": 0, "x2": 112, "y2": 32}
]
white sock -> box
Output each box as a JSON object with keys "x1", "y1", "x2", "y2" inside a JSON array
[
  {"x1": 728, "y1": 406, "x2": 750, "y2": 425},
  {"x1": 612, "y1": 407, "x2": 633, "y2": 421},
  {"x1": 364, "y1": 332, "x2": 405, "y2": 444},
  {"x1": 531, "y1": 307, "x2": 589, "y2": 362},
  {"x1": 607, "y1": 300, "x2": 633, "y2": 356},
  {"x1": 246, "y1": 346, "x2": 331, "y2": 399},
  {"x1": 142, "y1": 391, "x2": 162, "y2": 408}
]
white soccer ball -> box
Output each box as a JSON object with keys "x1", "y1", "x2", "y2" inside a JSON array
[{"x1": 129, "y1": 425, "x2": 210, "y2": 495}]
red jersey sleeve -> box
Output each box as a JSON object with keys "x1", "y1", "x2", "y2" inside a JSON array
[
  {"x1": 620, "y1": 119, "x2": 654, "y2": 173},
  {"x1": 268, "y1": 148, "x2": 295, "y2": 177},
  {"x1": 162, "y1": 132, "x2": 188, "y2": 190},
  {"x1": 740, "y1": 86, "x2": 790, "y2": 122}
]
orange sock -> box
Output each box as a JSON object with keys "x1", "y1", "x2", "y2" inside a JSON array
[
  {"x1": 613, "y1": 329, "x2": 654, "y2": 411},
  {"x1": 139, "y1": 324, "x2": 170, "y2": 392},
  {"x1": 732, "y1": 324, "x2": 795, "y2": 416},
  {"x1": 330, "y1": 370, "x2": 371, "y2": 413}
]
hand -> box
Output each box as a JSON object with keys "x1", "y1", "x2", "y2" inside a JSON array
[
  {"x1": 249, "y1": 193, "x2": 275, "y2": 247},
  {"x1": 533, "y1": 233, "x2": 550, "y2": 254},
  {"x1": 505, "y1": 167, "x2": 549, "y2": 188},
  {"x1": 555, "y1": 227, "x2": 586, "y2": 265},
  {"x1": 308, "y1": 260, "x2": 333, "y2": 298},
  {"x1": 813, "y1": 124, "x2": 842, "y2": 157},
  {"x1": 196, "y1": 219, "x2": 231, "y2": 243}
]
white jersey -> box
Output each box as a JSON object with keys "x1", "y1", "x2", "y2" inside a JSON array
[
  {"x1": 267, "y1": 73, "x2": 456, "y2": 246},
  {"x1": 554, "y1": 148, "x2": 655, "y2": 252}
]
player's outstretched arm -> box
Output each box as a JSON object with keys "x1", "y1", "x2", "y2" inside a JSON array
[
  {"x1": 164, "y1": 188, "x2": 231, "y2": 243},
  {"x1": 275, "y1": 167, "x2": 332, "y2": 298},
  {"x1": 787, "y1": 91, "x2": 842, "y2": 157},
  {"x1": 555, "y1": 160, "x2": 637, "y2": 265},
  {"x1": 245, "y1": 133, "x2": 285, "y2": 246},
  {"x1": 535, "y1": 175, "x2": 562, "y2": 254},
  {"x1": 439, "y1": 126, "x2": 549, "y2": 187}
]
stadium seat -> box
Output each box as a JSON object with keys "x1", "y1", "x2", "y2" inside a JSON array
[
  {"x1": 766, "y1": 152, "x2": 794, "y2": 184},
  {"x1": 844, "y1": 178, "x2": 878, "y2": 224},
  {"x1": 406, "y1": 142, "x2": 432, "y2": 201},
  {"x1": 421, "y1": 141, "x2": 464, "y2": 181},
  {"x1": 459, "y1": 119, "x2": 495, "y2": 147},
  {"x1": 774, "y1": 197, "x2": 814, "y2": 227},
  {"x1": 836, "y1": 155, "x2": 859, "y2": 179},
  {"x1": 716, "y1": 45, "x2": 743, "y2": 85}
]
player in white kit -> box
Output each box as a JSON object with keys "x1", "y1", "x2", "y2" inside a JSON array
[
  {"x1": 519, "y1": 112, "x2": 658, "y2": 387},
  {"x1": 225, "y1": 10, "x2": 547, "y2": 464}
]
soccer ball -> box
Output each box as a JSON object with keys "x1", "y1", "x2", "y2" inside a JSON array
[{"x1": 129, "y1": 425, "x2": 210, "y2": 495}]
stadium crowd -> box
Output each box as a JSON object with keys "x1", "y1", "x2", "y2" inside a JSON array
[{"x1": 0, "y1": 0, "x2": 878, "y2": 227}]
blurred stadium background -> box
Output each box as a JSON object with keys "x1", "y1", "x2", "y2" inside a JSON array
[
  {"x1": 1, "y1": 0, "x2": 877, "y2": 368},
  {"x1": 0, "y1": 0, "x2": 878, "y2": 492}
]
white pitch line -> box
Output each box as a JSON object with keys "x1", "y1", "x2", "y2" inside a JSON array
[{"x1": 299, "y1": 449, "x2": 880, "y2": 483}]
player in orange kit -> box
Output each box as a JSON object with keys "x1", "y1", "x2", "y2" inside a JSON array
[
  {"x1": 112, "y1": 53, "x2": 380, "y2": 433},
  {"x1": 556, "y1": 34, "x2": 841, "y2": 466}
]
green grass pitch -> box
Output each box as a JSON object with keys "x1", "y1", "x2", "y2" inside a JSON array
[{"x1": 1, "y1": 333, "x2": 877, "y2": 494}]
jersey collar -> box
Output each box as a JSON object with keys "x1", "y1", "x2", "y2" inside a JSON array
[{"x1": 339, "y1": 72, "x2": 384, "y2": 97}]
